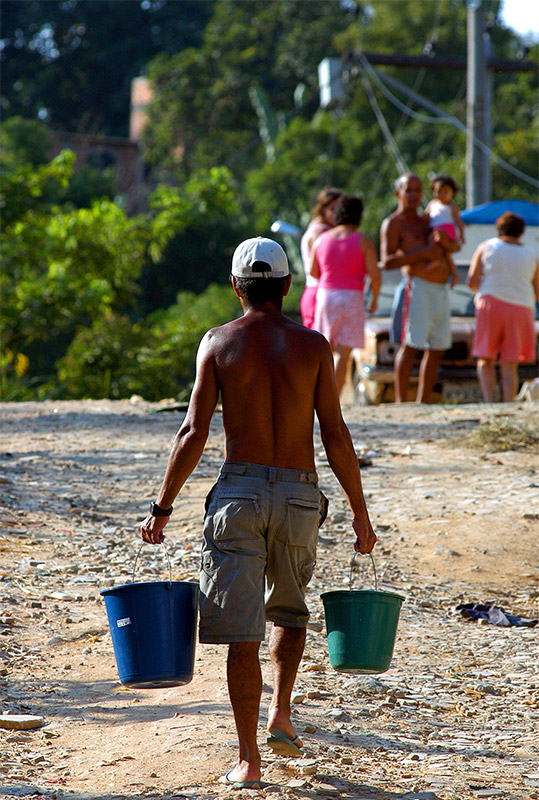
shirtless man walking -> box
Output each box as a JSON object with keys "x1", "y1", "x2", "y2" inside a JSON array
[
  {"x1": 380, "y1": 173, "x2": 459, "y2": 403},
  {"x1": 140, "y1": 237, "x2": 376, "y2": 789}
]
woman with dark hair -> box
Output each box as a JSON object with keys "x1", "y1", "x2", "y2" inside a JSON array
[
  {"x1": 310, "y1": 194, "x2": 381, "y2": 396},
  {"x1": 300, "y1": 186, "x2": 342, "y2": 328},
  {"x1": 467, "y1": 212, "x2": 539, "y2": 402}
]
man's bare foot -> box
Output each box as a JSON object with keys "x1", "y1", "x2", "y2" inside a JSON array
[
  {"x1": 267, "y1": 708, "x2": 302, "y2": 750},
  {"x1": 220, "y1": 761, "x2": 264, "y2": 788},
  {"x1": 266, "y1": 728, "x2": 303, "y2": 756}
]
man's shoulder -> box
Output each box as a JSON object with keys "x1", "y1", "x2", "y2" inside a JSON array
[
  {"x1": 201, "y1": 318, "x2": 241, "y2": 347},
  {"x1": 381, "y1": 209, "x2": 405, "y2": 230},
  {"x1": 282, "y1": 315, "x2": 328, "y2": 343}
]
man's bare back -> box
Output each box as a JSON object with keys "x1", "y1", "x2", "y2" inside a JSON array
[
  {"x1": 208, "y1": 310, "x2": 326, "y2": 470},
  {"x1": 140, "y1": 242, "x2": 375, "y2": 549}
]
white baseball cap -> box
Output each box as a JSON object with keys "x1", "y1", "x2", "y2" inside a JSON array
[{"x1": 231, "y1": 237, "x2": 289, "y2": 278}]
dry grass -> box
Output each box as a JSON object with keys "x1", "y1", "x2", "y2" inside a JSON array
[{"x1": 460, "y1": 417, "x2": 539, "y2": 452}]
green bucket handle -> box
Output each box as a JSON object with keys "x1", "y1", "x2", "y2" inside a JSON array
[
  {"x1": 349, "y1": 551, "x2": 378, "y2": 592},
  {"x1": 132, "y1": 541, "x2": 172, "y2": 585}
]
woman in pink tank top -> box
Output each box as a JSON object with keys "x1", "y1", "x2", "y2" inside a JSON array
[{"x1": 310, "y1": 194, "x2": 381, "y2": 396}]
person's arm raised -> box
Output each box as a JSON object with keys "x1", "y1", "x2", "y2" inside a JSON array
[
  {"x1": 141, "y1": 330, "x2": 220, "y2": 544},
  {"x1": 314, "y1": 339, "x2": 377, "y2": 554},
  {"x1": 452, "y1": 203, "x2": 466, "y2": 244}
]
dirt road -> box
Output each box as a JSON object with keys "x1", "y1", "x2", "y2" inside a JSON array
[{"x1": 1, "y1": 400, "x2": 538, "y2": 800}]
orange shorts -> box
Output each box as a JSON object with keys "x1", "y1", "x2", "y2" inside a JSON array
[{"x1": 472, "y1": 294, "x2": 536, "y2": 363}]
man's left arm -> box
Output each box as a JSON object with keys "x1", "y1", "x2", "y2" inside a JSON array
[
  {"x1": 141, "y1": 331, "x2": 220, "y2": 544},
  {"x1": 314, "y1": 340, "x2": 377, "y2": 554}
]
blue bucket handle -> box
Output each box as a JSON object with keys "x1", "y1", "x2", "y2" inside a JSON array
[
  {"x1": 349, "y1": 551, "x2": 378, "y2": 592},
  {"x1": 132, "y1": 542, "x2": 172, "y2": 586}
]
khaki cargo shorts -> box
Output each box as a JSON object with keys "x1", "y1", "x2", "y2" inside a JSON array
[{"x1": 199, "y1": 462, "x2": 327, "y2": 644}]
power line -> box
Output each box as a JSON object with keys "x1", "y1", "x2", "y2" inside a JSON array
[
  {"x1": 359, "y1": 68, "x2": 410, "y2": 176},
  {"x1": 358, "y1": 53, "x2": 539, "y2": 189}
]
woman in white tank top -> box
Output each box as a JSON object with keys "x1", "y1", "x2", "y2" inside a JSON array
[{"x1": 466, "y1": 212, "x2": 539, "y2": 402}]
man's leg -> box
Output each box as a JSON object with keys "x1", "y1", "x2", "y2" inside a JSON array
[
  {"x1": 500, "y1": 362, "x2": 518, "y2": 402},
  {"x1": 226, "y1": 641, "x2": 262, "y2": 783},
  {"x1": 267, "y1": 625, "x2": 306, "y2": 744},
  {"x1": 477, "y1": 358, "x2": 496, "y2": 403},
  {"x1": 394, "y1": 344, "x2": 418, "y2": 402},
  {"x1": 416, "y1": 348, "x2": 444, "y2": 403}
]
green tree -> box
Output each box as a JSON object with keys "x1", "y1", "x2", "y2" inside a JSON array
[
  {"x1": 140, "y1": 166, "x2": 249, "y2": 312},
  {"x1": 142, "y1": 0, "x2": 357, "y2": 179},
  {"x1": 0, "y1": 152, "x2": 247, "y2": 400},
  {"x1": 243, "y1": 0, "x2": 537, "y2": 246},
  {"x1": 56, "y1": 284, "x2": 241, "y2": 401},
  {"x1": 1, "y1": 116, "x2": 116, "y2": 210},
  {"x1": 1, "y1": 152, "x2": 148, "y2": 398},
  {"x1": 1, "y1": 0, "x2": 214, "y2": 137}
]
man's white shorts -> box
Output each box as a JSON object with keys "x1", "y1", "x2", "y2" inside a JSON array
[{"x1": 404, "y1": 277, "x2": 451, "y2": 351}]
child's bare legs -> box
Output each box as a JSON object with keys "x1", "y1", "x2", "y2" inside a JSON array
[
  {"x1": 447, "y1": 254, "x2": 459, "y2": 287},
  {"x1": 424, "y1": 230, "x2": 458, "y2": 286}
]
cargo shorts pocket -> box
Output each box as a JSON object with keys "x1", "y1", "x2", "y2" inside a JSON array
[
  {"x1": 210, "y1": 491, "x2": 261, "y2": 544},
  {"x1": 277, "y1": 496, "x2": 320, "y2": 548}
]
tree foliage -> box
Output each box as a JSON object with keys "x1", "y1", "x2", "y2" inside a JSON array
[
  {"x1": 0, "y1": 147, "x2": 246, "y2": 400},
  {"x1": 2, "y1": 0, "x2": 537, "y2": 401},
  {"x1": 1, "y1": 0, "x2": 214, "y2": 136},
  {"x1": 142, "y1": 0, "x2": 357, "y2": 178},
  {"x1": 56, "y1": 285, "x2": 241, "y2": 401}
]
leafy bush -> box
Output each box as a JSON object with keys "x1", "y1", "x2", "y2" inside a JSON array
[{"x1": 56, "y1": 285, "x2": 241, "y2": 401}]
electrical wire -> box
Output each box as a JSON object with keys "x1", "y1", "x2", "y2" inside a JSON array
[
  {"x1": 359, "y1": 68, "x2": 410, "y2": 176},
  {"x1": 360, "y1": 53, "x2": 539, "y2": 188},
  {"x1": 395, "y1": 0, "x2": 443, "y2": 132}
]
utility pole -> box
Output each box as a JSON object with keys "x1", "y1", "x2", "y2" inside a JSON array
[
  {"x1": 466, "y1": 0, "x2": 491, "y2": 207},
  {"x1": 334, "y1": 21, "x2": 533, "y2": 207}
]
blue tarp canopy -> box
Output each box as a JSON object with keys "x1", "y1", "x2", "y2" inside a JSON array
[{"x1": 461, "y1": 200, "x2": 539, "y2": 226}]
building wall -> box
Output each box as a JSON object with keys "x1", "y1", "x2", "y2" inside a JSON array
[{"x1": 459, "y1": 225, "x2": 539, "y2": 261}]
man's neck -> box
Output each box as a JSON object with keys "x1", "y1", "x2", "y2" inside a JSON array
[
  {"x1": 241, "y1": 301, "x2": 284, "y2": 315},
  {"x1": 400, "y1": 206, "x2": 418, "y2": 217}
]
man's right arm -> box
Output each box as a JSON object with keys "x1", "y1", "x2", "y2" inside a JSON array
[
  {"x1": 140, "y1": 330, "x2": 219, "y2": 544},
  {"x1": 381, "y1": 215, "x2": 442, "y2": 272},
  {"x1": 314, "y1": 339, "x2": 376, "y2": 554}
]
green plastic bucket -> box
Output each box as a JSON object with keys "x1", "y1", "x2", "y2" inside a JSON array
[{"x1": 321, "y1": 553, "x2": 404, "y2": 674}]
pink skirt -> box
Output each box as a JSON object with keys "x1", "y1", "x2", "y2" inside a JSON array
[{"x1": 313, "y1": 288, "x2": 365, "y2": 348}]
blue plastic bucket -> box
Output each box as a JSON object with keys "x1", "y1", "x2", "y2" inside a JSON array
[
  {"x1": 100, "y1": 544, "x2": 199, "y2": 689},
  {"x1": 320, "y1": 553, "x2": 404, "y2": 674}
]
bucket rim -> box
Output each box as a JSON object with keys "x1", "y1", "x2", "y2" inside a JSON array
[
  {"x1": 320, "y1": 588, "x2": 405, "y2": 603},
  {"x1": 100, "y1": 580, "x2": 199, "y2": 596}
]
